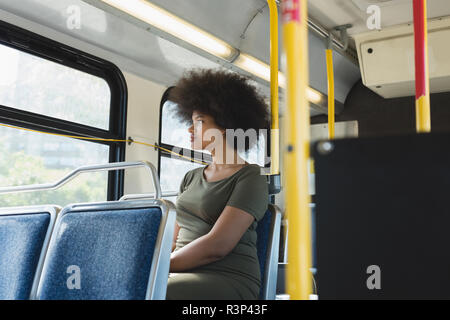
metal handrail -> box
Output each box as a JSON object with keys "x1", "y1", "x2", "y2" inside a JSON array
[
  {"x1": 0, "y1": 161, "x2": 162, "y2": 199},
  {"x1": 120, "y1": 191, "x2": 178, "y2": 201},
  {"x1": 267, "y1": 0, "x2": 280, "y2": 176}
]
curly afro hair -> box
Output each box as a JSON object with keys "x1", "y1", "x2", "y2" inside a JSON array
[{"x1": 169, "y1": 69, "x2": 270, "y2": 152}]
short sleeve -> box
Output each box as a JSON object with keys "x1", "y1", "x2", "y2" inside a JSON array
[
  {"x1": 178, "y1": 168, "x2": 199, "y2": 195},
  {"x1": 178, "y1": 171, "x2": 189, "y2": 195},
  {"x1": 226, "y1": 167, "x2": 269, "y2": 221}
]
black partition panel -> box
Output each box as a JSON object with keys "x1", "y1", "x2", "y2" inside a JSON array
[{"x1": 313, "y1": 133, "x2": 450, "y2": 299}]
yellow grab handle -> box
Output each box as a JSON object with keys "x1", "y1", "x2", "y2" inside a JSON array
[
  {"x1": 326, "y1": 49, "x2": 335, "y2": 140},
  {"x1": 268, "y1": 0, "x2": 280, "y2": 175}
]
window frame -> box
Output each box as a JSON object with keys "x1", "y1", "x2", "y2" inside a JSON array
[
  {"x1": 158, "y1": 87, "x2": 212, "y2": 185},
  {"x1": 0, "y1": 20, "x2": 128, "y2": 201}
]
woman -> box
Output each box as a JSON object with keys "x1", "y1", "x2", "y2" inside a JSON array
[{"x1": 166, "y1": 69, "x2": 270, "y2": 300}]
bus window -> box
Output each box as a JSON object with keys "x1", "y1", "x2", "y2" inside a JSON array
[
  {"x1": 159, "y1": 156, "x2": 203, "y2": 202},
  {"x1": 160, "y1": 100, "x2": 193, "y2": 150},
  {"x1": 0, "y1": 21, "x2": 127, "y2": 206},
  {"x1": 159, "y1": 97, "x2": 208, "y2": 199},
  {"x1": 0, "y1": 125, "x2": 109, "y2": 208},
  {"x1": 0, "y1": 43, "x2": 111, "y2": 130}
]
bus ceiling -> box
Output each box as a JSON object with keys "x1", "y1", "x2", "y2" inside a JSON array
[
  {"x1": 0, "y1": 0, "x2": 352, "y2": 116},
  {"x1": 1, "y1": 1, "x2": 449, "y2": 111}
]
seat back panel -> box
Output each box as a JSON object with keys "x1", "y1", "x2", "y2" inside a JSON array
[
  {"x1": 256, "y1": 204, "x2": 282, "y2": 300},
  {"x1": 0, "y1": 212, "x2": 50, "y2": 300},
  {"x1": 37, "y1": 207, "x2": 162, "y2": 300},
  {"x1": 256, "y1": 209, "x2": 272, "y2": 293}
]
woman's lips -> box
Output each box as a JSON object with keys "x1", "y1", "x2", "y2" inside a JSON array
[{"x1": 190, "y1": 135, "x2": 194, "y2": 142}]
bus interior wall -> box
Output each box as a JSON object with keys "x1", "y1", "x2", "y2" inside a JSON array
[{"x1": 123, "y1": 72, "x2": 166, "y2": 196}]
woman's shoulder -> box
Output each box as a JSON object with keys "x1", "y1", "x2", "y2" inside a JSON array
[
  {"x1": 179, "y1": 166, "x2": 204, "y2": 192},
  {"x1": 184, "y1": 164, "x2": 265, "y2": 184},
  {"x1": 238, "y1": 163, "x2": 266, "y2": 178},
  {"x1": 233, "y1": 164, "x2": 268, "y2": 187},
  {"x1": 185, "y1": 166, "x2": 204, "y2": 180}
]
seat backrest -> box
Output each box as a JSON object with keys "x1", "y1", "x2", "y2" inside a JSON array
[
  {"x1": 35, "y1": 199, "x2": 175, "y2": 300},
  {"x1": 256, "y1": 204, "x2": 282, "y2": 300},
  {"x1": 0, "y1": 206, "x2": 58, "y2": 300}
]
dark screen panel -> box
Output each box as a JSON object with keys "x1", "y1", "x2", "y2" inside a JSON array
[{"x1": 314, "y1": 133, "x2": 450, "y2": 299}]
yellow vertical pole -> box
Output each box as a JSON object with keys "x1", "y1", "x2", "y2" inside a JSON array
[
  {"x1": 282, "y1": 0, "x2": 312, "y2": 299},
  {"x1": 413, "y1": 0, "x2": 431, "y2": 132},
  {"x1": 268, "y1": 0, "x2": 280, "y2": 175},
  {"x1": 326, "y1": 49, "x2": 335, "y2": 139}
]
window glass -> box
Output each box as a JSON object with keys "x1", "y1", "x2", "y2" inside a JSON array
[
  {"x1": 0, "y1": 43, "x2": 111, "y2": 129},
  {"x1": 0, "y1": 125, "x2": 109, "y2": 208},
  {"x1": 160, "y1": 100, "x2": 191, "y2": 149},
  {"x1": 160, "y1": 156, "x2": 203, "y2": 202}
]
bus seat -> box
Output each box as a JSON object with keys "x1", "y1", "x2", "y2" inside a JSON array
[
  {"x1": 0, "y1": 206, "x2": 58, "y2": 300},
  {"x1": 256, "y1": 204, "x2": 282, "y2": 300},
  {"x1": 275, "y1": 203, "x2": 317, "y2": 298},
  {"x1": 35, "y1": 199, "x2": 176, "y2": 300}
]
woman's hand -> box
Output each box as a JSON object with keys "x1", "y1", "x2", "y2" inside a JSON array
[{"x1": 171, "y1": 222, "x2": 180, "y2": 252}]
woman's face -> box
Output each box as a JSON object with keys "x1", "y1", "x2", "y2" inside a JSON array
[{"x1": 188, "y1": 111, "x2": 224, "y2": 152}]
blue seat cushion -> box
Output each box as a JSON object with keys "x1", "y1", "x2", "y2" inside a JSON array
[
  {"x1": 38, "y1": 207, "x2": 162, "y2": 300},
  {"x1": 0, "y1": 213, "x2": 50, "y2": 300},
  {"x1": 256, "y1": 209, "x2": 272, "y2": 298}
]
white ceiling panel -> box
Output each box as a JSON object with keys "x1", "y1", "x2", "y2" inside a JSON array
[{"x1": 309, "y1": 0, "x2": 450, "y2": 36}]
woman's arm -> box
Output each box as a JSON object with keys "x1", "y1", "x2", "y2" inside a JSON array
[
  {"x1": 169, "y1": 205, "x2": 255, "y2": 272},
  {"x1": 171, "y1": 222, "x2": 180, "y2": 252}
]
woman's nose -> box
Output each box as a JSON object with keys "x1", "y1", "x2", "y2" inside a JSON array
[{"x1": 188, "y1": 125, "x2": 194, "y2": 133}]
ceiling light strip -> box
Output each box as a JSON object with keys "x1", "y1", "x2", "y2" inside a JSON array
[
  {"x1": 93, "y1": 0, "x2": 327, "y2": 106},
  {"x1": 101, "y1": 0, "x2": 236, "y2": 60}
]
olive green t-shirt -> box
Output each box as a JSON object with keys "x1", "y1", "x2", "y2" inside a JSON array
[{"x1": 175, "y1": 164, "x2": 269, "y2": 289}]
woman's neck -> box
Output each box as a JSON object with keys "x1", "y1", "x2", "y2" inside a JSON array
[{"x1": 210, "y1": 145, "x2": 246, "y2": 166}]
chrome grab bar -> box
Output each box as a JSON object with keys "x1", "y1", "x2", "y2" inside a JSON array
[
  {"x1": 0, "y1": 161, "x2": 162, "y2": 199},
  {"x1": 120, "y1": 191, "x2": 178, "y2": 201}
]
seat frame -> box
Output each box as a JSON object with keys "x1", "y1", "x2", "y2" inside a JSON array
[
  {"x1": 260, "y1": 204, "x2": 282, "y2": 300},
  {"x1": 34, "y1": 199, "x2": 176, "y2": 300},
  {"x1": 0, "y1": 205, "x2": 59, "y2": 299}
]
